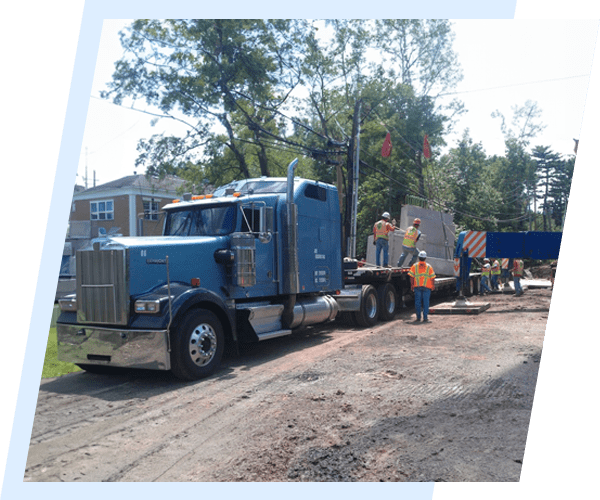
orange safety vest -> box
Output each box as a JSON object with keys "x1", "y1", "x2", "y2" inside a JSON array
[
  {"x1": 409, "y1": 261, "x2": 436, "y2": 290},
  {"x1": 513, "y1": 259, "x2": 524, "y2": 277},
  {"x1": 374, "y1": 220, "x2": 393, "y2": 240},
  {"x1": 491, "y1": 260, "x2": 501, "y2": 275},
  {"x1": 403, "y1": 226, "x2": 419, "y2": 248}
]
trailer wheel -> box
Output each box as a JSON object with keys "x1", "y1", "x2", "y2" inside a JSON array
[
  {"x1": 377, "y1": 283, "x2": 397, "y2": 322},
  {"x1": 353, "y1": 285, "x2": 379, "y2": 327},
  {"x1": 170, "y1": 309, "x2": 224, "y2": 381}
]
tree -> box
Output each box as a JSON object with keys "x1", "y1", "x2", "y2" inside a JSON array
[
  {"x1": 373, "y1": 20, "x2": 463, "y2": 99},
  {"x1": 103, "y1": 19, "x2": 313, "y2": 183},
  {"x1": 102, "y1": 19, "x2": 468, "y2": 255},
  {"x1": 531, "y1": 145, "x2": 562, "y2": 231},
  {"x1": 491, "y1": 101, "x2": 547, "y2": 231},
  {"x1": 441, "y1": 131, "x2": 502, "y2": 231},
  {"x1": 548, "y1": 155, "x2": 574, "y2": 229},
  {"x1": 492, "y1": 100, "x2": 546, "y2": 145}
]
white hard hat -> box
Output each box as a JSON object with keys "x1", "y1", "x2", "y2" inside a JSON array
[
  {"x1": 382, "y1": 211, "x2": 390, "y2": 219},
  {"x1": 484, "y1": 263, "x2": 491, "y2": 269},
  {"x1": 418, "y1": 251, "x2": 427, "y2": 258}
]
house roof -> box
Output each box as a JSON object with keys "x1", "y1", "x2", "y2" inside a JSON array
[{"x1": 75, "y1": 174, "x2": 187, "y2": 197}]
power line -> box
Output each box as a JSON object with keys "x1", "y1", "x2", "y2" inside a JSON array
[{"x1": 438, "y1": 74, "x2": 590, "y2": 97}]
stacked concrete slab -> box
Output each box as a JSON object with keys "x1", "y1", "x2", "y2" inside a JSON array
[{"x1": 366, "y1": 204, "x2": 456, "y2": 276}]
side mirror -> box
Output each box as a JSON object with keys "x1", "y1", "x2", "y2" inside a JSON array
[{"x1": 258, "y1": 206, "x2": 273, "y2": 243}]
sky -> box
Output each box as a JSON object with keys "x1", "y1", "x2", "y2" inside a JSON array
[{"x1": 76, "y1": 18, "x2": 599, "y2": 188}]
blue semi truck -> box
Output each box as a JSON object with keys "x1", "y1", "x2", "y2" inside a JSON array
[
  {"x1": 58, "y1": 159, "x2": 430, "y2": 380},
  {"x1": 63, "y1": 156, "x2": 560, "y2": 380}
]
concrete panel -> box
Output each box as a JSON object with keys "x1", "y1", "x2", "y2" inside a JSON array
[
  {"x1": 399, "y1": 205, "x2": 455, "y2": 257},
  {"x1": 366, "y1": 205, "x2": 456, "y2": 273}
]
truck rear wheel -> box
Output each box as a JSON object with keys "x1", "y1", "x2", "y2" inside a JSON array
[
  {"x1": 377, "y1": 283, "x2": 397, "y2": 322},
  {"x1": 353, "y1": 285, "x2": 379, "y2": 327},
  {"x1": 170, "y1": 309, "x2": 224, "y2": 381}
]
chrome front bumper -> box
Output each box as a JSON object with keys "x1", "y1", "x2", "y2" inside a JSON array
[{"x1": 57, "y1": 323, "x2": 171, "y2": 370}]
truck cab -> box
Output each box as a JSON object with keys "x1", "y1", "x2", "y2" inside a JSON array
[{"x1": 57, "y1": 161, "x2": 343, "y2": 380}]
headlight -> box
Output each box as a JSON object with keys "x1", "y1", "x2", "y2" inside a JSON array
[
  {"x1": 58, "y1": 295, "x2": 77, "y2": 312},
  {"x1": 134, "y1": 299, "x2": 161, "y2": 314}
]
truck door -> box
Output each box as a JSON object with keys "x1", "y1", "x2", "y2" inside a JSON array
[{"x1": 240, "y1": 203, "x2": 277, "y2": 296}]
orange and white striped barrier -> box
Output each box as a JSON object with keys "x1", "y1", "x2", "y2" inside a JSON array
[{"x1": 461, "y1": 231, "x2": 487, "y2": 258}]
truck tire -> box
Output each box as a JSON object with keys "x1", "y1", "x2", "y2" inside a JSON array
[
  {"x1": 170, "y1": 309, "x2": 225, "y2": 381},
  {"x1": 377, "y1": 283, "x2": 397, "y2": 322},
  {"x1": 353, "y1": 285, "x2": 379, "y2": 327}
]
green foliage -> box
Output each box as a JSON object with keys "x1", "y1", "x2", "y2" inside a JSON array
[
  {"x1": 102, "y1": 19, "x2": 573, "y2": 243},
  {"x1": 42, "y1": 328, "x2": 81, "y2": 378}
]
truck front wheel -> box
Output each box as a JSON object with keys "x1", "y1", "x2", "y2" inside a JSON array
[
  {"x1": 353, "y1": 285, "x2": 379, "y2": 327},
  {"x1": 171, "y1": 309, "x2": 225, "y2": 381}
]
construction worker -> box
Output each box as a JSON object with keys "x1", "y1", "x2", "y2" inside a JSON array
[
  {"x1": 373, "y1": 212, "x2": 395, "y2": 267},
  {"x1": 512, "y1": 258, "x2": 525, "y2": 297},
  {"x1": 501, "y1": 258, "x2": 511, "y2": 287},
  {"x1": 491, "y1": 259, "x2": 501, "y2": 290},
  {"x1": 397, "y1": 218, "x2": 422, "y2": 268},
  {"x1": 408, "y1": 250, "x2": 436, "y2": 322},
  {"x1": 480, "y1": 263, "x2": 492, "y2": 295}
]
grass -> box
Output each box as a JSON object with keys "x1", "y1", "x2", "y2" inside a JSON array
[{"x1": 43, "y1": 328, "x2": 82, "y2": 378}]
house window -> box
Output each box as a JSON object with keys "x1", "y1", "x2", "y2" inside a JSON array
[
  {"x1": 144, "y1": 199, "x2": 160, "y2": 221},
  {"x1": 90, "y1": 200, "x2": 114, "y2": 220}
]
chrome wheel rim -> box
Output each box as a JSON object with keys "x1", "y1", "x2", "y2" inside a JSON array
[
  {"x1": 189, "y1": 323, "x2": 218, "y2": 367},
  {"x1": 385, "y1": 290, "x2": 396, "y2": 314},
  {"x1": 366, "y1": 293, "x2": 378, "y2": 319}
]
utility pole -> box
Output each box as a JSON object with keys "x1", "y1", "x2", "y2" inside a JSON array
[
  {"x1": 345, "y1": 99, "x2": 362, "y2": 258},
  {"x1": 85, "y1": 147, "x2": 89, "y2": 189}
]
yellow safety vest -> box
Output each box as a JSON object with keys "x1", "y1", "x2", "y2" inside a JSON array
[
  {"x1": 403, "y1": 226, "x2": 419, "y2": 248},
  {"x1": 373, "y1": 220, "x2": 392, "y2": 240},
  {"x1": 491, "y1": 260, "x2": 501, "y2": 275},
  {"x1": 482, "y1": 267, "x2": 491, "y2": 277},
  {"x1": 409, "y1": 262, "x2": 436, "y2": 290}
]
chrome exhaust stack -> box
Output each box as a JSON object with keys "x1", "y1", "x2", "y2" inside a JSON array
[{"x1": 282, "y1": 158, "x2": 299, "y2": 327}]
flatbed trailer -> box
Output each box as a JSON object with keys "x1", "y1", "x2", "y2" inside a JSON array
[{"x1": 344, "y1": 262, "x2": 474, "y2": 296}]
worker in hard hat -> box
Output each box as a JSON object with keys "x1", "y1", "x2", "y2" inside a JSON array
[
  {"x1": 397, "y1": 218, "x2": 422, "y2": 268},
  {"x1": 480, "y1": 263, "x2": 492, "y2": 295},
  {"x1": 512, "y1": 259, "x2": 525, "y2": 297},
  {"x1": 373, "y1": 211, "x2": 396, "y2": 267},
  {"x1": 408, "y1": 250, "x2": 436, "y2": 322},
  {"x1": 500, "y1": 258, "x2": 512, "y2": 289},
  {"x1": 491, "y1": 259, "x2": 501, "y2": 291}
]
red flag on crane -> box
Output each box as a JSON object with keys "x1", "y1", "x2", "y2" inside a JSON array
[
  {"x1": 381, "y1": 132, "x2": 392, "y2": 157},
  {"x1": 423, "y1": 134, "x2": 431, "y2": 159}
]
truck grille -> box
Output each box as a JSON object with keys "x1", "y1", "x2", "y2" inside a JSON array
[{"x1": 76, "y1": 246, "x2": 129, "y2": 325}]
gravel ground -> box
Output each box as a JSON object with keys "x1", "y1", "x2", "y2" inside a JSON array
[{"x1": 25, "y1": 284, "x2": 550, "y2": 482}]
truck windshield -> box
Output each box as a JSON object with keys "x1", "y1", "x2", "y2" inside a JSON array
[
  {"x1": 213, "y1": 180, "x2": 288, "y2": 197},
  {"x1": 164, "y1": 204, "x2": 236, "y2": 236}
]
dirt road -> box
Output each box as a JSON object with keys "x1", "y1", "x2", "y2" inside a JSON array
[{"x1": 25, "y1": 286, "x2": 550, "y2": 482}]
